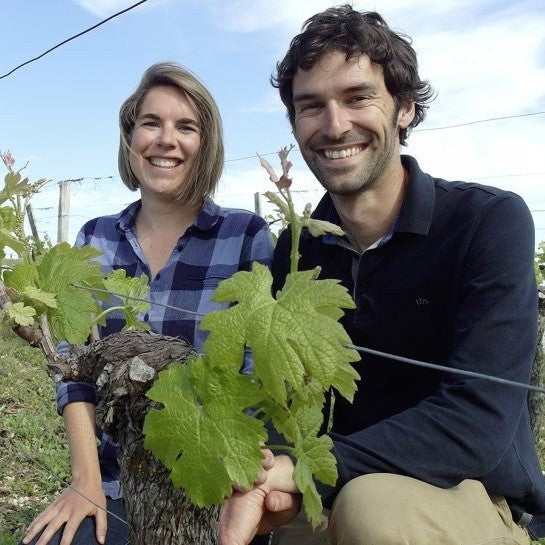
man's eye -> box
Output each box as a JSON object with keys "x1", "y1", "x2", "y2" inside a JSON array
[
  {"x1": 350, "y1": 96, "x2": 369, "y2": 104},
  {"x1": 142, "y1": 120, "x2": 159, "y2": 127},
  {"x1": 301, "y1": 103, "x2": 320, "y2": 112}
]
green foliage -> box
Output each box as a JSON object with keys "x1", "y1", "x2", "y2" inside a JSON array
[
  {"x1": 0, "y1": 164, "x2": 48, "y2": 261},
  {"x1": 144, "y1": 148, "x2": 361, "y2": 527},
  {"x1": 101, "y1": 269, "x2": 150, "y2": 330},
  {"x1": 0, "y1": 156, "x2": 150, "y2": 343},
  {"x1": 203, "y1": 264, "x2": 359, "y2": 404},
  {"x1": 3, "y1": 244, "x2": 106, "y2": 343},
  {"x1": 144, "y1": 359, "x2": 267, "y2": 505}
]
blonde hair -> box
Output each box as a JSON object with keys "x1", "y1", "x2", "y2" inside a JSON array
[{"x1": 118, "y1": 62, "x2": 224, "y2": 206}]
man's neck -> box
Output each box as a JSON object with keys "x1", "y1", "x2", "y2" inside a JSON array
[{"x1": 331, "y1": 163, "x2": 408, "y2": 252}]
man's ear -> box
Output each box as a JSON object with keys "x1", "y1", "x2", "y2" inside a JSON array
[{"x1": 398, "y1": 101, "x2": 416, "y2": 129}]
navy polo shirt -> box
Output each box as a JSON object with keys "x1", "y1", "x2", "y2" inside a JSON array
[{"x1": 272, "y1": 155, "x2": 545, "y2": 537}]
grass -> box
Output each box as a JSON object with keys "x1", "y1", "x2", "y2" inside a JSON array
[
  {"x1": 0, "y1": 325, "x2": 544, "y2": 544},
  {"x1": 0, "y1": 325, "x2": 69, "y2": 543}
]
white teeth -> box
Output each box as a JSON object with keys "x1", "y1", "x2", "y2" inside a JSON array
[
  {"x1": 149, "y1": 158, "x2": 180, "y2": 168},
  {"x1": 323, "y1": 147, "x2": 362, "y2": 160}
]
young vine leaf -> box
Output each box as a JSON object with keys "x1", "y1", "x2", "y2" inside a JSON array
[
  {"x1": 101, "y1": 268, "x2": 150, "y2": 330},
  {"x1": 144, "y1": 358, "x2": 267, "y2": 505},
  {"x1": 202, "y1": 263, "x2": 360, "y2": 404},
  {"x1": 7, "y1": 301, "x2": 36, "y2": 326},
  {"x1": 4, "y1": 243, "x2": 106, "y2": 343},
  {"x1": 143, "y1": 145, "x2": 361, "y2": 527}
]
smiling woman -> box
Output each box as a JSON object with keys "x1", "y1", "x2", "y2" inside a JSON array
[{"x1": 19, "y1": 62, "x2": 273, "y2": 545}]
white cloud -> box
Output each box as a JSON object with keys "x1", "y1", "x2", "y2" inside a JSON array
[
  {"x1": 72, "y1": 0, "x2": 171, "y2": 18},
  {"x1": 204, "y1": 0, "x2": 334, "y2": 33}
]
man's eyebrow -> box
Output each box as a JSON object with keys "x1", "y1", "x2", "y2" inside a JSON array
[
  {"x1": 292, "y1": 92, "x2": 319, "y2": 104},
  {"x1": 293, "y1": 83, "x2": 377, "y2": 103}
]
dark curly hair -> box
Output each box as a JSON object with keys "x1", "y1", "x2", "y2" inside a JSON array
[{"x1": 271, "y1": 5, "x2": 435, "y2": 145}]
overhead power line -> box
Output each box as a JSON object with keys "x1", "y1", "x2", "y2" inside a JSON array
[
  {"x1": 414, "y1": 111, "x2": 545, "y2": 132},
  {"x1": 0, "y1": 0, "x2": 148, "y2": 80},
  {"x1": 224, "y1": 111, "x2": 544, "y2": 163}
]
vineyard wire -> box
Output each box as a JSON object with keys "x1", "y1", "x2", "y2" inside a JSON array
[{"x1": 75, "y1": 284, "x2": 545, "y2": 394}]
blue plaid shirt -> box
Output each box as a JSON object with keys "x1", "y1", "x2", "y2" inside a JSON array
[{"x1": 56, "y1": 198, "x2": 273, "y2": 497}]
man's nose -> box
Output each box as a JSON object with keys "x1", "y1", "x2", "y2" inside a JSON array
[{"x1": 321, "y1": 103, "x2": 351, "y2": 140}]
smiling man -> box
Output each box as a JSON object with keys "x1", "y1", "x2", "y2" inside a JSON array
[{"x1": 219, "y1": 5, "x2": 545, "y2": 545}]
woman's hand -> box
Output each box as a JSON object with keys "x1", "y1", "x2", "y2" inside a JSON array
[{"x1": 22, "y1": 481, "x2": 107, "y2": 545}]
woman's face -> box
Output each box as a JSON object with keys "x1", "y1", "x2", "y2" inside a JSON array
[{"x1": 129, "y1": 85, "x2": 201, "y2": 201}]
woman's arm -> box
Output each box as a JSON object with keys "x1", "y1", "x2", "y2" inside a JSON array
[{"x1": 23, "y1": 402, "x2": 107, "y2": 545}]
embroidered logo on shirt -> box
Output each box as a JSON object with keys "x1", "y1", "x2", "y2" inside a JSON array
[{"x1": 416, "y1": 297, "x2": 429, "y2": 306}]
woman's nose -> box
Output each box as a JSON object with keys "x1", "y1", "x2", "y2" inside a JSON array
[{"x1": 157, "y1": 125, "x2": 176, "y2": 147}]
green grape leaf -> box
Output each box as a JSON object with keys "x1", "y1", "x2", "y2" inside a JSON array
[
  {"x1": 35, "y1": 243, "x2": 105, "y2": 343},
  {"x1": 23, "y1": 286, "x2": 58, "y2": 309},
  {"x1": 0, "y1": 172, "x2": 33, "y2": 202},
  {"x1": 7, "y1": 302, "x2": 36, "y2": 327},
  {"x1": 144, "y1": 358, "x2": 267, "y2": 505},
  {"x1": 201, "y1": 263, "x2": 360, "y2": 404},
  {"x1": 0, "y1": 227, "x2": 26, "y2": 255},
  {"x1": 3, "y1": 262, "x2": 38, "y2": 293},
  {"x1": 264, "y1": 191, "x2": 290, "y2": 217},
  {"x1": 290, "y1": 406, "x2": 337, "y2": 528},
  {"x1": 303, "y1": 218, "x2": 346, "y2": 238},
  {"x1": 0, "y1": 206, "x2": 17, "y2": 231},
  {"x1": 103, "y1": 269, "x2": 149, "y2": 330}
]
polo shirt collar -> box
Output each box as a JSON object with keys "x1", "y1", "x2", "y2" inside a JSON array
[
  {"x1": 311, "y1": 154, "x2": 434, "y2": 237},
  {"x1": 396, "y1": 155, "x2": 434, "y2": 236}
]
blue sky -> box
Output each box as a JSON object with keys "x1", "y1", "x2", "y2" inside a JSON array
[{"x1": 1, "y1": 0, "x2": 544, "y2": 245}]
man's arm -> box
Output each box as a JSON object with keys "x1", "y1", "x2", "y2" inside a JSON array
[{"x1": 331, "y1": 194, "x2": 537, "y2": 501}]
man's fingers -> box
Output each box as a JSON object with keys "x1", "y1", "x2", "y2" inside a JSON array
[
  {"x1": 261, "y1": 449, "x2": 274, "y2": 470},
  {"x1": 265, "y1": 491, "x2": 299, "y2": 512}
]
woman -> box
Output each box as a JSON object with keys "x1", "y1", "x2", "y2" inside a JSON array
[{"x1": 22, "y1": 62, "x2": 273, "y2": 545}]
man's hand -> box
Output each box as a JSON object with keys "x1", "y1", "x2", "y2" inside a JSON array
[
  {"x1": 219, "y1": 455, "x2": 302, "y2": 545},
  {"x1": 22, "y1": 482, "x2": 107, "y2": 545},
  {"x1": 232, "y1": 448, "x2": 275, "y2": 492}
]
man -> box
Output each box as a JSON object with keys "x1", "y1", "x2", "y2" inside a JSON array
[{"x1": 219, "y1": 5, "x2": 545, "y2": 544}]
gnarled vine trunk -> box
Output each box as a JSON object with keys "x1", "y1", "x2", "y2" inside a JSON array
[{"x1": 60, "y1": 330, "x2": 219, "y2": 545}]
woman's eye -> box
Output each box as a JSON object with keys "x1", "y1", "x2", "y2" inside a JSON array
[{"x1": 178, "y1": 124, "x2": 198, "y2": 134}]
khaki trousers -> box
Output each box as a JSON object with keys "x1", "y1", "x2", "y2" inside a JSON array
[{"x1": 271, "y1": 474, "x2": 530, "y2": 545}]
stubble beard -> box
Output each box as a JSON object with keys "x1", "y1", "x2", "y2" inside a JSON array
[{"x1": 301, "y1": 110, "x2": 401, "y2": 197}]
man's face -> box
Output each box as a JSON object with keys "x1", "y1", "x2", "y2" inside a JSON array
[{"x1": 292, "y1": 50, "x2": 414, "y2": 196}]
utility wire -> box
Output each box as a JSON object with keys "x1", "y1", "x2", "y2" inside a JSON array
[
  {"x1": 75, "y1": 283, "x2": 545, "y2": 394},
  {"x1": 0, "y1": 0, "x2": 148, "y2": 80},
  {"x1": 414, "y1": 111, "x2": 545, "y2": 132},
  {"x1": 348, "y1": 344, "x2": 545, "y2": 394},
  {"x1": 225, "y1": 111, "x2": 545, "y2": 162}
]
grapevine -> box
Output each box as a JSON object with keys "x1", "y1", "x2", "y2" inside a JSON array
[
  {"x1": 0, "y1": 147, "x2": 361, "y2": 527},
  {"x1": 144, "y1": 145, "x2": 361, "y2": 525}
]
